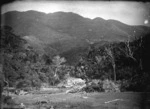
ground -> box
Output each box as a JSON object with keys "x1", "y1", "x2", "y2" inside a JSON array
[{"x1": 2, "y1": 88, "x2": 150, "y2": 109}]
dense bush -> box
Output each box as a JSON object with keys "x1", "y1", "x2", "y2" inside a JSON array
[
  {"x1": 83, "y1": 79, "x2": 120, "y2": 92},
  {"x1": 1, "y1": 26, "x2": 68, "y2": 89},
  {"x1": 3, "y1": 95, "x2": 16, "y2": 105},
  {"x1": 83, "y1": 79, "x2": 103, "y2": 92},
  {"x1": 16, "y1": 79, "x2": 32, "y2": 89},
  {"x1": 102, "y1": 79, "x2": 120, "y2": 92}
]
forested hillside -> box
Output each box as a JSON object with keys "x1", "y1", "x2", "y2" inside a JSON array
[
  {"x1": 1, "y1": 25, "x2": 150, "y2": 92},
  {"x1": 2, "y1": 11, "x2": 150, "y2": 64}
]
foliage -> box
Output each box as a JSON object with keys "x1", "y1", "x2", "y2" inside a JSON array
[
  {"x1": 51, "y1": 55, "x2": 67, "y2": 82},
  {"x1": 2, "y1": 95, "x2": 16, "y2": 105},
  {"x1": 102, "y1": 79, "x2": 120, "y2": 92},
  {"x1": 74, "y1": 44, "x2": 115, "y2": 81},
  {"x1": 1, "y1": 25, "x2": 150, "y2": 92},
  {"x1": 83, "y1": 79, "x2": 120, "y2": 93},
  {"x1": 1, "y1": 26, "x2": 68, "y2": 88},
  {"x1": 83, "y1": 79, "x2": 103, "y2": 92},
  {"x1": 74, "y1": 33, "x2": 150, "y2": 92}
]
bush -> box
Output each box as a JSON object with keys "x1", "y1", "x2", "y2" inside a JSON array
[
  {"x1": 3, "y1": 95, "x2": 16, "y2": 105},
  {"x1": 102, "y1": 79, "x2": 120, "y2": 92},
  {"x1": 119, "y1": 80, "x2": 130, "y2": 92},
  {"x1": 83, "y1": 79, "x2": 121, "y2": 93},
  {"x1": 16, "y1": 79, "x2": 32, "y2": 89},
  {"x1": 83, "y1": 79, "x2": 103, "y2": 92}
]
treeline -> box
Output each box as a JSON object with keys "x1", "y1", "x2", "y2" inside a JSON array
[
  {"x1": 74, "y1": 33, "x2": 150, "y2": 91},
  {"x1": 1, "y1": 26, "x2": 150, "y2": 92}
]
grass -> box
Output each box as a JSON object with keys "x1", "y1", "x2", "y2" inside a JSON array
[{"x1": 2, "y1": 91, "x2": 150, "y2": 109}]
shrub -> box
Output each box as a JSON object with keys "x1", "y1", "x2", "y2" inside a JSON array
[
  {"x1": 119, "y1": 79, "x2": 130, "y2": 91},
  {"x1": 83, "y1": 79, "x2": 121, "y2": 93},
  {"x1": 102, "y1": 79, "x2": 120, "y2": 92},
  {"x1": 16, "y1": 79, "x2": 32, "y2": 89},
  {"x1": 3, "y1": 95, "x2": 16, "y2": 105},
  {"x1": 83, "y1": 79, "x2": 103, "y2": 92}
]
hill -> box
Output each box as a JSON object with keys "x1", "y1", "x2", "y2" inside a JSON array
[{"x1": 1, "y1": 10, "x2": 150, "y2": 64}]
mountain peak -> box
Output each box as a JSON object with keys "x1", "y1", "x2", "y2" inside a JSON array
[
  {"x1": 48, "y1": 11, "x2": 84, "y2": 19},
  {"x1": 93, "y1": 17, "x2": 105, "y2": 21}
]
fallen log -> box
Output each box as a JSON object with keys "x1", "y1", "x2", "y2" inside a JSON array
[{"x1": 104, "y1": 99, "x2": 123, "y2": 104}]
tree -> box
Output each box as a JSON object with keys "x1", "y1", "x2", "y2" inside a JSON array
[
  {"x1": 1, "y1": 26, "x2": 26, "y2": 52},
  {"x1": 124, "y1": 37, "x2": 136, "y2": 61},
  {"x1": 0, "y1": 25, "x2": 26, "y2": 108},
  {"x1": 1, "y1": 26, "x2": 27, "y2": 86},
  {"x1": 52, "y1": 55, "x2": 66, "y2": 84},
  {"x1": 105, "y1": 45, "x2": 116, "y2": 82},
  {"x1": 0, "y1": 64, "x2": 4, "y2": 109}
]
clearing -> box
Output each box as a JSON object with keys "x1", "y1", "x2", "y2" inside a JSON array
[{"x1": 3, "y1": 90, "x2": 150, "y2": 109}]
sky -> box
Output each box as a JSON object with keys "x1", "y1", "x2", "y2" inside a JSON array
[{"x1": 1, "y1": 1, "x2": 150, "y2": 26}]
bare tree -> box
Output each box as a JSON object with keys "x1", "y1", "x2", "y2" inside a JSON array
[
  {"x1": 124, "y1": 35, "x2": 144, "y2": 70},
  {"x1": 124, "y1": 36, "x2": 136, "y2": 61}
]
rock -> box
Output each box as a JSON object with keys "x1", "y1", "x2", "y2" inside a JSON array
[
  {"x1": 65, "y1": 77, "x2": 86, "y2": 88},
  {"x1": 18, "y1": 90, "x2": 28, "y2": 95},
  {"x1": 20, "y1": 103, "x2": 26, "y2": 108},
  {"x1": 82, "y1": 96, "x2": 88, "y2": 99},
  {"x1": 36, "y1": 100, "x2": 48, "y2": 105},
  {"x1": 63, "y1": 77, "x2": 86, "y2": 93}
]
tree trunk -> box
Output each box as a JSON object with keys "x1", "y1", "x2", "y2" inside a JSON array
[
  {"x1": 113, "y1": 64, "x2": 116, "y2": 82},
  {"x1": 0, "y1": 82, "x2": 3, "y2": 109},
  {"x1": 0, "y1": 64, "x2": 3, "y2": 109}
]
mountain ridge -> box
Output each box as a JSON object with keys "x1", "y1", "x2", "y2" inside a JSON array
[{"x1": 1, "y1": 10, "x2": 150, "y2": 64}]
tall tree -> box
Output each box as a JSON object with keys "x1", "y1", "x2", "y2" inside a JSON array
[{"x1": 52, "y1": 55, "x2": 66, "y2": 83}]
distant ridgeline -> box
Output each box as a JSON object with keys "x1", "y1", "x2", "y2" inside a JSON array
[{"x1": 1, "y1": 10, "x2": 150, "y2": 64}]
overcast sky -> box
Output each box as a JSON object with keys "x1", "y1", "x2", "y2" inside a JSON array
[{"x1": 2, "y1": 1, "x2": 150, "y2": 26}]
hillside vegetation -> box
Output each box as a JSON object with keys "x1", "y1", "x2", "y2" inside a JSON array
[
  {"x1": 2, "y1": 11, "x2": 150, "y2": 64},
  {"x1": 1, "y1": 25, "x2": 150, "y2": 92}
]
